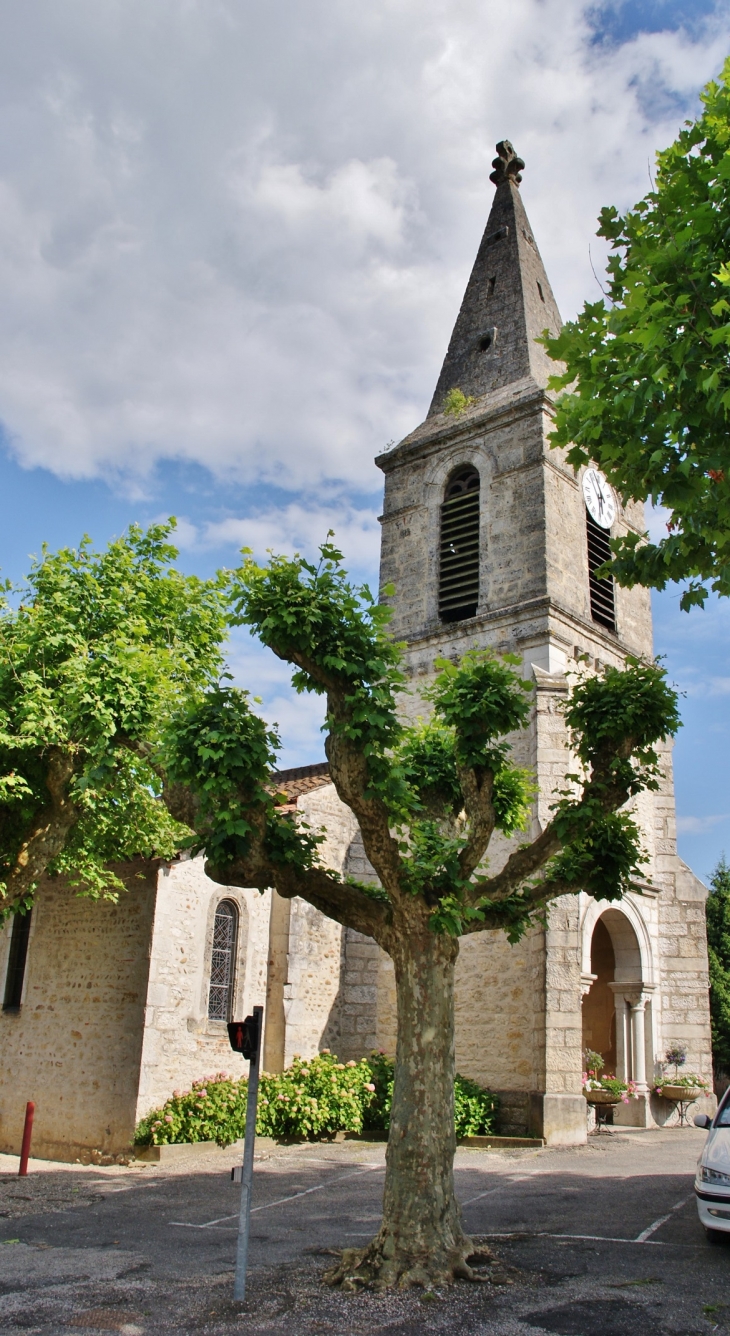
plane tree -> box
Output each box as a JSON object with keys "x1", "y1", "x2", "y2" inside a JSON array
[
  {"x1": 0, "y1": 522, "x2": 228, "y2": 920},
  {"x1": 165, "y1": 540, "x2": 680, "y2": 1290}
]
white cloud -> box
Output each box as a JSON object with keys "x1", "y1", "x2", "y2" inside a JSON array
[
  {"x1": 676, "y1": 813, "x2": 730, "y2": 835},
  {"x1": 0, "y1": 1, "x2": 729, "y2": 492},
  {"x1": 174, "y1": 500, "x2": 381, "y2": 572}
]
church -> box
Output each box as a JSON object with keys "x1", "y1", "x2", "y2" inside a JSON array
[{"x1": 0, "y1": 143, "x2": 714, "y2": 1161}]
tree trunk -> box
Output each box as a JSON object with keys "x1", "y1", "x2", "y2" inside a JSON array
[
  {"x1": 325, "y1": 909, "x2": 480, "y2": 1289},
  {"x1": 2, "y1": 749, "x2": 78, "y2": 915}
]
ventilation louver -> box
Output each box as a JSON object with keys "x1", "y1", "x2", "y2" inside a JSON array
[
  {"x1": 439, "y1": 467, "x2": 480, "y2": 623},
  {"x1": 586, "y1": 511, "x2": 616, "y2": 631}
]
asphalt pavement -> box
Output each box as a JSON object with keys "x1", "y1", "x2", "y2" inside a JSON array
[{"x1": 0, "y1": 1127, "x2": 727, "y2": 1335}]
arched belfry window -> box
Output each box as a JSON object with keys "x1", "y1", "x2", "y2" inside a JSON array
[
  {"x1": 439, "y1": 466, "x2": 480, "y2": 622},
  {"x1": 208, "y1": 900, "x2": 238, "y2": 1021},
  {"x1": 586, "y1": 512, "x2": 616, "y2": 631}
]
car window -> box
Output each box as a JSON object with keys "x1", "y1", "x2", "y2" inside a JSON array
[{"x1": 715, "y1": 1091, "x2": 730, "y2": 1127}]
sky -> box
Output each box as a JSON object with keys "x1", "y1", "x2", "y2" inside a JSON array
[{"x1": 1, "y1": 0, "x2": 729, "y2": 882}]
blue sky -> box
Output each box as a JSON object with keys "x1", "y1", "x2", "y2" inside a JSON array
[{"x1": 1, "y1": 0, "x2": 730, "y2": 883}]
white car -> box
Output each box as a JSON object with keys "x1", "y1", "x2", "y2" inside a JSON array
[{"x1": 695, "y1": 1087, "x2": 730, "y2": 1242}]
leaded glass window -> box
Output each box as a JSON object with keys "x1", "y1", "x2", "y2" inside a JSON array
[{"x1": 207, "y1": 900, "x2": 238, "y2": 1021}]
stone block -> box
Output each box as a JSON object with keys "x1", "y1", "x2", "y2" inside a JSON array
[{"x1": 528, "y1": 1093, "x2": 586, "y2": 1146}]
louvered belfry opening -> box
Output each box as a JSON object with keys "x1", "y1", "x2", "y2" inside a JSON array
[
  {"x1": 586, "y1": 511, "x2": 616, "y2": 632},
  {"x1": 439, "y1": 466, "x2": 480, "y2": 623},
  {"x1": 207, "y1": 899, "x2": 238, "y2": 1021}
]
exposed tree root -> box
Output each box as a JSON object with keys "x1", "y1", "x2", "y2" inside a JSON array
[{"x1": 322, "y1": 1231, "x2": 496, "y2": 1291}]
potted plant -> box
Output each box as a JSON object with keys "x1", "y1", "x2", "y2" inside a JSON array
[
  {"x1": 582, "y1": 1050, "x2": 637, "y2": 1107},
  {"x1": 655, "y1": 1044, "x2": 709, "y2": 1102}
]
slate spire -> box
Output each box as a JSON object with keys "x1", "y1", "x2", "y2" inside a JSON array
[{"x1": 428, "y1": 141, "x2": 562, "y2": 417}]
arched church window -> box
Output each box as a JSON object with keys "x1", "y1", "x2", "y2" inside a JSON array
[
  {"x1": 586, "y1": 511, "x2": 616, "y2": 632},
  {"x1": 439, "y1": 466, "x2": 480, "y2": 623},
  {"x1": 207, "y1": 900, "x2": 238, "y2": 1021},
  {"x1": 3, "y1": 908, "x2": 32, "y2": 1012}
]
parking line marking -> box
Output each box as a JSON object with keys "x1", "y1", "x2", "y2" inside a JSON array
[
  {"x1": 461, "y1": 1173, "x2": 534, "y2": 1207},
  {"x1": 635, "y1": 1196, "x2": 692, "y2": 1242},
  {"x1": 477, "y1": 1230, "x2": 704, "y2": 1249},
  {"x1": 169, "y1": 1164, "x2": 382, "y2": 1229}
]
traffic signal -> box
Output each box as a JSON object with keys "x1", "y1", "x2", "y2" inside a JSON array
[{"x1": 227, "y1": 1013, "x2": 260, "y2": 1062}]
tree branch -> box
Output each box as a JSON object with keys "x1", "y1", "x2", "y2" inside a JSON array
[
  {"x1": 266, "y1": 641, "x2": 404, "y2": 895},
  {"x1": 2, "y1": 748, "x2": 79, "y2": 912},
  {"x1": 456, "y1": 764, "x2": 496, "y2": 881},
  {"x1": 325, "y1": 724, "x2": 403, "y2": 895},
  {"x1": 205, "y1": 844, "x2": 393, "y2": 948},
  {"x1": 473, "y1": 750, "x2": 635, "y2": 908}
]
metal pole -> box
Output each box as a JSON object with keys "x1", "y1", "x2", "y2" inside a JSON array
[
  {"x1": 233, "y1": 1005, "x2": 263, "y2": 1302},
  {"x1": 19, "y1": 1102, "x2": 35, "y2": 1176}
]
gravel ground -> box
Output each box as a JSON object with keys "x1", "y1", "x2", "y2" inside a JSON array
[{"x1": 0, "y1": 1128, "x2": 727, "y2": 1335}]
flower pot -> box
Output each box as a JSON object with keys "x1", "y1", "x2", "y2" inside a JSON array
[
  {"x1": 657, "y1": 1085, "x2": 704, "y2": 1102},
  {"x1": 584, "y1": 1090, "x2": 622, "y2": 1106}
]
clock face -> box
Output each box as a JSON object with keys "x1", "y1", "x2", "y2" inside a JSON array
[{"x1": 582, "y1": 468, "x2": 616, "y2": 529}]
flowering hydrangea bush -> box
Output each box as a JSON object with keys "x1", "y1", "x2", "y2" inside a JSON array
[{"x1": 134, "y1": 1050, "x2": 498, "y2": 1146}]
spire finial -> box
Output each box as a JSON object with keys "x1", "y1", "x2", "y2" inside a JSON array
[{"x1": 489, "y1": 140, "x2": 524, "y2": 188}]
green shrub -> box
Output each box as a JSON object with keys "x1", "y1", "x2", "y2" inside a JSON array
[
  {"x1": 361, "y1": 1053, "x2": 498, "y2": 1137},
  {"x1": 133, "y1": 1049, "x2": 498, "y2": 1147},
  {"x1": 453, "y1": 1073, "x2": 499, "y2": 1137},
  {"x1": 707, "y1": 857, "x2": 730, "y2": 1077}
]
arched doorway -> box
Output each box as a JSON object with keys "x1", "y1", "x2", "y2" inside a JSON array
[
  {"x1": 581, "y1": 907, "x2": 653, "y2": 1111},
  {"x1": 581, "y1": 917, "x2": 617, "y2": 1074}
]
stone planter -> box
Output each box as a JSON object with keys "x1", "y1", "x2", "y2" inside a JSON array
[
  {"x1": 584, "y1": 1090, "x2": 622, "y2": 1106},
  {"x1": 657, "y1": 1085, "x2": 705, "y2": 1102}
]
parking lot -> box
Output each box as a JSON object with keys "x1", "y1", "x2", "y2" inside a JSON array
[{"x1": 0, "y1": 1127, "x2": 728, "y2": 1334}]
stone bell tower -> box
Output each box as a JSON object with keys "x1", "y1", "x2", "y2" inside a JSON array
[
  {"x1": 375, "y1": 142, "x2": 713, "y2": 1142},
  {"x1": 376, "y1": 138, "x2": 652, "y2": 676}
]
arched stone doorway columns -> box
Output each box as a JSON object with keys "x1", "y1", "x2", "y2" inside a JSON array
[
  {"x1": 609, "y1": 983, "x2": 656, "y2": 1097},
  {"x1": 580, "y1": 898, "x2": 657, "y2": 1128}
]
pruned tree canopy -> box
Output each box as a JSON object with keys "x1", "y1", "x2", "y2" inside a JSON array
[{"x1": 169, "y1": 540, "x2": 679, "y2": 942}]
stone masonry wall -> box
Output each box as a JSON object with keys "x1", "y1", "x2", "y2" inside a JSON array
[
  {"x1": 658, "y1": 859, "x2": 714, "y2": 1084},
  {"x1": 134, "y1": 857, "x2": 270, "y2": 1121},
  {"x1": 275, "y1": 784, "x2": 362, "y2": 1067},
  {"x1": 0, "y1": 864, "x2": 157, "y2": 1160}
]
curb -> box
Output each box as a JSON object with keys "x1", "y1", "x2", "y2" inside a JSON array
[{"x1": 132, "y1": 1131, "x2": 544, "y2": 1161}]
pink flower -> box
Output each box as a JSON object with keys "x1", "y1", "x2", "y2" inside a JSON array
[
  {"x1": 365, "y1": 1083, "x2": 376, "y2": 1092},
  {"x1": 153, "y1": 1121, "x2": 162, "y2": 1128},
  {"x1": 199, "y1": 1089, "x2": 208, "y2": 1098},
  {"x1": 173, "y1": 1090, "x2": 182, "y2": 1098},
  {"x1": 164, "y1": 1115, "x2": 174, "y2": 1123},
  {"x1": 346, "y1": 1060, "x2": 356, "y2": 1068}
]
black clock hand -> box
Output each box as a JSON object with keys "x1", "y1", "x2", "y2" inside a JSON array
[{"x1": 592, "y1": 475, "x2": 607, "y2": 517}]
